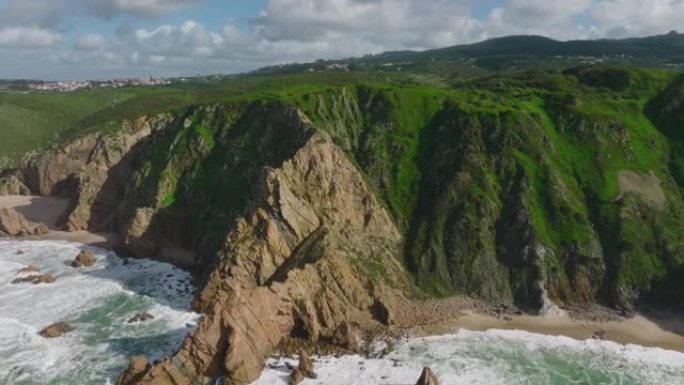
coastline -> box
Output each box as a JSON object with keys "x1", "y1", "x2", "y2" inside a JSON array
[
  {"x1": 4, "y1": 195, "x2": 684, "y2": 356},
  {"x1": 407, "y1": 309, "x2": 684, "y2": 353}
]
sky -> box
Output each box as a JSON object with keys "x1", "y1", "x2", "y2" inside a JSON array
[{"x1": 0, "y1": 0, "x2": 682, "y2": 80}]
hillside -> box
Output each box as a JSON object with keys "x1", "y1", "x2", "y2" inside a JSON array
[{"x1": 2, "y1": 64, "x2": 684, "y2": 383}]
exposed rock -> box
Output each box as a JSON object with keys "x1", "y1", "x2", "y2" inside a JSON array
[
  {"x1": 71, "y1": 250, "x2": 96, "y2": 267},
  {"x1": 117, "y1": 356, "x2": 151, "y2": 385},
  {"x1": 12, "y1": 273, "x2": 55, "y2": 284},
  {"x1": 332, "y1": 322, "x2": 359, "y2": 351},
  {"x1": 127, "y1": 312, "x2": 155, "y2": 323},
  {"x1": 123, "y1": 110, "x2": 409, "y2": 385},
  {"x1": 592, "y1": 329, "x2": 607, "y2": 340},
  {"x1": 39, "y1": 322, "x2": 75, "y2": 338},
  {"x1": 297, "y1": 350, "x2": 316, "y2": 379},
  {"x1": 18, "y1": 265, "x2": 40, "y2": 273},
  {"x1": 0, "y1": 174, "x2": 32, "y2": 195},
  {"x1": 290, "y1": 368, "x2": 304, "y2": 385},
  {"x1": 0, "y1": 207, "x2": 49, "y2": 236},
  {"x1": 415, "y1": 367, "x2": 439, "y2": 385},
  {"x1": 15, "y1": 250, "x2": 24, "y2": 255}
]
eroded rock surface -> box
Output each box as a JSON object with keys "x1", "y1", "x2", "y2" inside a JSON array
[
  {"x1": 120, "y1": 115, "x2": 409, "y2": 384},
  {"x1": 0, "y1": 207, "x2": 49, "y2": 236},
  {"x1": 39, "y1": 322, "x2": 75, "y2": 338},
  {"x1": 71, "y1": 250, "x2": 96, "y2": 267}
]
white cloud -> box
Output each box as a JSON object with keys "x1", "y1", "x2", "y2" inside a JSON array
[
  {"x1": 2, "y1": 0, "x2": 684, "y2": 79},
  {"x1": 85, "y1": 0, "x2": 202, "y2": 18},
  {"x1": 75, "y1": 34, "x2": 107, "y2": 51},
  {"x1": 0, "y1": 27, "x2": 62, "y2": 47}
]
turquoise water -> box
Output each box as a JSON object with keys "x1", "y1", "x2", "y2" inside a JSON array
[
  {"x1": 0, "y1": 240, "x2": 198, "y2": 385},
  {"x1": 254, "y1": 324, "x2": 684, "y2": 385}
]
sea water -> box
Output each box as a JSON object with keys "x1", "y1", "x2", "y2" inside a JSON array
[
  {"x1": 253, "y1": 324, "x2": 684, "y2": 385},
  {"x1": 0, "y1": 240, "x2": 199, "y2": 385}
]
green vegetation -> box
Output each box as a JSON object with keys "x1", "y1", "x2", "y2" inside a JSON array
[{"x1": 3, "y1": 60, "x2": 684, "y2": 310}]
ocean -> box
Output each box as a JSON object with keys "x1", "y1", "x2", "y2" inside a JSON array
[
  {"x1": 0, "y1": 240, "x2": 198, "y2": 385},
  {"x1": 2, "y1": 239, "x2": 684, "y2": 385}
]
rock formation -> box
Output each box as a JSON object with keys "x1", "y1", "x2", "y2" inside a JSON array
[
  {"x1": 127, "y1": 312, "x2": 154, "y2": 323},
  {"x1": 12, "y1": 273, "x2": 55, "y2": 284},
  {"x1": 71, "y1": 250, "x2": 96, "y2": 267},
  {"x1": 0, "y1": 173, "x2": 32, "y2": 195},
  {"x1": 18, "y1": 265, "x2": 40, "y2": 273},
  {"x1": 116, "y1": 356, "x2": 152, "y2": 385},
  {"x1": 0, "y1": 207, "x2": 49, "y2": 236},
  {"x1": 39, "y1": 322, "x2": 75, "y2": 338},
  {"x1": 290, "y1": 350, "x2": 316, "y2": 385},
  {"x1": 415, "y1": 367, "x2": 439, "y2": 385}
]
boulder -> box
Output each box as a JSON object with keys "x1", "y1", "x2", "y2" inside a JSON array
[
  {"x1": 0, "y1": 207, "x2": 49, "y2": 236},
  {"x1": 332, "y1": 322, "x2": 359, "y2": 351},
  {"x1": 116, "y1": 356, "x2": 151, "y2": 385},
  {"x1": 290, "y1": 350, "x2": 316, "y2": 385},
  {"x1": 12, "y1": 273, "x2": 55, "y2": 284},
  {"x1": 415, "y1": 367, "x2": 439, "y2": 385},
  {"x1": 71, "y1": 250, "x2": 96, "y2": 267},
  {"x1": 39, "y1": 322, "x2": 75, "y2": 338},
  {"x1": 0, "y1": 174, "x2": 32, "y2": 196},
  {"x1": 127, "y1": 312, "x2": 155, "y2": 323}
]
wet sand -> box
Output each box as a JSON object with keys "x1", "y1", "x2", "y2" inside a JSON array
[{"x1": 409, "y1": 310, "x2": 684, "y2": 353}]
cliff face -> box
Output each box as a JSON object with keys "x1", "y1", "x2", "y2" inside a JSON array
[{"x1": 4, "y1": 69, "x2": 684, "y2": 383}]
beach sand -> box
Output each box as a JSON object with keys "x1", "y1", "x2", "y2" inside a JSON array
[
  {"x1": 411, "y1": 310, "x2": 684, "y2": 352},
  {"x1": 0, "y1": 195, "x2": 119, "y2": 248}
]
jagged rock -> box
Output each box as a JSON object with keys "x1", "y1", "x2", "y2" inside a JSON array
[
  {"x1": 297, "y1": 350, "x2": 316, "y2": 379},
  {"x1": 0, "y1": 207, "x2": 49, "y2": 236},
  {"x1": 116, "y1": 356, "x2": 151, "y2": 385},
  {"x1": 415, "y1": 367, "x2": 439, "y2": 385},
  {"x1": 0, "y1": 174, "x2": 32, "y2": 195},
  {"x1": 332, "y1": 322, "x2": 359, "y2": 351},
  {"x1": 127, "y1": 109, "x2": 409, "y2": 385},
  {"x1": 39, "y1": 322, "x2": 75, "y2": 338},
  {"x1": 18, "y1": 265, "x2": 40, "y2": 273},
  {"x1": 127, "y1": 312, "x2": 154, "y2": 323},
  {"x1": 290, "y1": 368, "x2": 304, "y2": 385},
  {"x1": 12, "y1": 273, "x2": 55, "y2": 284},
  {"x1": 71, "y1": 250, "x2": 96, "y2": 267}
]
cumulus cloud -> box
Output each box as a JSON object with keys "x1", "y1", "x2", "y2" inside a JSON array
[
  {"x1": 2, "y1": 0, "x2": 684, "y2": 79},
  {"x1": 75, "y1": 34, "x2": 108, "y2": 51},
  {"x1": 0, "y1": 27, "x2": 62, "y2": 47},
  {"x1": 85, "y1": 0, "x2": 202, "y2": 18}
]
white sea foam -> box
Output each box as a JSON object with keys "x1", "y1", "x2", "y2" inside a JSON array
[
  {"x1": 252, "y1": 328, "x2": 684, "y2": 385},
  {"x1": 0, "y1": 240, "x2": 199, "y2": 385}
]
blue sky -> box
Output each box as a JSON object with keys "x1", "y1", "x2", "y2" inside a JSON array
[{"x1": 0, "y1": 0, "x2": 681, "y2": 80}]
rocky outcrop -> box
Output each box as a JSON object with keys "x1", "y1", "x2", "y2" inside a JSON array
[
  {"x1": 0, "y1": 173, "x2": 32, "y2": 195},
  {"x1": 12, "y1": 273, "x2": 56, "y2": 284},
  {"x1": 71, "y1": 250, "x2": 96, "y2": 267},
  {"x1": 415, "y1": 367, "x2": 439, "y2": 385},
  {"x1": 290, "y1": 350, "x2": 316, "y2": 384},
  {"x1": 0, "y1": 207, "x2": 49, "y2": 236},
  {"x1": 120, "y1": 116, "x2": 409, "y2": 384},
  {"x1": 117, "y1": 356, "x2": 151, "y2": 385},
  {"x1": 39, "y1": 322, "x2": 75, "y2": 338},
  {"x1": 127, "y1": 312, "x2": 154, "y2": 323}
]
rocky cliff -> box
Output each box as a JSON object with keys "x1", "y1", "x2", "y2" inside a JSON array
[{"x1": 3, "y1": 68, "x2": 684, "y2": 383}]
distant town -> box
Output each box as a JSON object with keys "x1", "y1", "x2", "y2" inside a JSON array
[{"x1": 26, "y1": 77, "x2": 172, "y2": 92}]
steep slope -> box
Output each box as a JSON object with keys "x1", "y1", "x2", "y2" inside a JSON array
[{"x1": 3, "y1": 68, "x2": 684, "y2": 383}]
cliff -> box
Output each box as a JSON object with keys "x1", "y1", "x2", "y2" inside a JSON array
[{"x1": 3, "y1": 67, "x2": 684, "y2": 383}]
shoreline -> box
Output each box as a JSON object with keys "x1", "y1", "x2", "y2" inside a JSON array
[
  {"x1": 406, "y1": 309, "x2": 684, "y2": 353},
  {"x1": 4, "y1": 195, "x2": 684, "y2": 355}
]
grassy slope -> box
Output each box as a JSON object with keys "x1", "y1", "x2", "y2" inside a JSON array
[{"x1": 3, "y1": 66, "x2": 684, "y2": 308}]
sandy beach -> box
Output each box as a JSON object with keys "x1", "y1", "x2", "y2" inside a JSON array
[
  {"x1": 0, "y1": 195, "x2": 119, "y2": 248},
  {"x1": 409, "y1": 310, "x2": 684, "y2": 352}
]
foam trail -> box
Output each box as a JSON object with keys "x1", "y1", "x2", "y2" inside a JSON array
[
  {"x1": 253, "y1": 328, "x2": 684, "y2": 385},
  {"x1": 0, "y1": 240, "x2": 199, "y2": 385}
]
